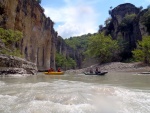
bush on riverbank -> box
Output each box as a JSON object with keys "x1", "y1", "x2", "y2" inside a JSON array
[
  {"x1": 85, "y1": 33, "x2": 120, "y2": 63},
  {"x1": 132, "y1": 36, "x2": 150, "y2": 64}
]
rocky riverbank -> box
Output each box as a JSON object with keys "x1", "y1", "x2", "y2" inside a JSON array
[
  {"x1": 0, "y1": 54, "x2": 37, "y2": 76},
  {"x1": 66, "y1": 62, "x2": 150, "y2": 74}
]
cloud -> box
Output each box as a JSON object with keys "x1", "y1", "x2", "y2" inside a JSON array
[{"x1": 43, "y1": 0, "x2": 100, "y2": 38}]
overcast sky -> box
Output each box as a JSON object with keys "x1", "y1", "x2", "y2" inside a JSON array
[{"x1": 41, "y1": 0, "x2": 150, "y2": 38}]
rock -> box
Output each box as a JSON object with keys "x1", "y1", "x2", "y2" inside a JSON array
[
  {"x1": 100, "y1": 3, "x2": 149, "y2": 59},
  {"x1": 0, "y1": 0, "x2": 57, "y2": 71},
  {"x1": 110, "y1": 3, "x2": 142, "y2": 48},
  {"x1": 0, "y1": 54, "x2": 37, "y2": 75},
  {"x1": 0, "y1": 39, "x2": 5, "y2": 48}
]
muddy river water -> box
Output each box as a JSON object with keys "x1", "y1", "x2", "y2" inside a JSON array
[{"x1": 0, "y1": 72, "x2": 150, "y2": 113}]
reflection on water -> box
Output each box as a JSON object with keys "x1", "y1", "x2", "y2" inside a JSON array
[{"x1": 0, "y1": 72, "x2": 150, "y2": 113}]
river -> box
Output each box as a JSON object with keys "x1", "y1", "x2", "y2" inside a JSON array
[{"x1": 0, "y1": 72, "x2": 150, "y2": 113}]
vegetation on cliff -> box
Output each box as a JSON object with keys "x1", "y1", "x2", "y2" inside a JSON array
[
  {"x1": 119, "y1": 14, "x2": 136, "y2": 32},
  {"x1": 55, "y1": 53, "x2": 76, "y2": 70},
  {"x1": 140, "y1": 8, "x2": 150, "y2": 34},
  {"x1": 56, "y1": 34, "x2": 90, "y2": 70},
  {"x1": 65, "y1": 34, "x2": 91, "y2": 50},
  {"x1": 55, "y1": 36, "x2": 77, "y2": 70},
  {"x1": 0, "y1": 28, "x2": 23, "y2": 57},
  {"x1": 64, "y1": 34, "x2": 92, "y2": 68}
]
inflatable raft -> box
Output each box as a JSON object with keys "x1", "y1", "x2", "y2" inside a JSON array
[
  {"x1": 44, "y1": 72, "x2": 64, "y2": 75},
  {"x1": 83, "y1": 71, "x2": 108, "y2": 76}
]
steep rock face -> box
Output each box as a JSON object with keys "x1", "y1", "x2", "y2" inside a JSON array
[
  {"x1": 104, "y1": 3, "x2": 147, "y2": 59},
  {"x1": 111, "y1": 3, "x2": 140, "y2": 25},
  {"x1": 56, "y1": 36, "x2": 81, "y2": 68},
  {"x1": 138, "y1": 9, "x2": 149, "y2": 36},
  {"x1": 0, "y1": 0, "x2": 57, "y2": 71},
  {"x1": 110, "y1": 3, "x2": 141, "y2": 41}
]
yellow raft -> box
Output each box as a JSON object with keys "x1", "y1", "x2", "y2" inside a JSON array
[{"x1": 44, "y1": 72, "x2": 64, "y2": 75}]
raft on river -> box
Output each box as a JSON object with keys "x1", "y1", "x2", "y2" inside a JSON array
[
  {"x1": 83, "y1": 71, "x2": 108, "y2": 76},
  {"x1": 139, "y1": 72, "x2": 150, "y2": 74},
  {"x1": 44, "y1": 72, "x2": 64, "y2": 75}
]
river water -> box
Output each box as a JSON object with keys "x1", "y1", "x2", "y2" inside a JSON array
[{"x1": 0, "y1": 72, "x2": 150, "y2": 113}]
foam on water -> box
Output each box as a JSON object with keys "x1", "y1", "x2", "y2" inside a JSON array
[
  {"x1": 0, "y1": 81, "x2": 5, "y2": 86},
  {"x1": 0, "y1": 80, "x2": 150, "y2": 113}
]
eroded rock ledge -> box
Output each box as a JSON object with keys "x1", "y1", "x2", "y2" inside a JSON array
[{"x1": 0, "y1": 54, "x2": 37, "y2": 76}]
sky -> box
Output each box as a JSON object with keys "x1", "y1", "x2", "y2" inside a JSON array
[{"x1": 41, "y1": 0, "x2": 150, "y2": 38}]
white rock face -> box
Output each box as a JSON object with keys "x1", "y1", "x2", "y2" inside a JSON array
[
  {"x1": 0, "y1": 0, "x2": 57, "y2": 71},
  {"x1": 0, "y1": 54, "x2": 37, "y2": 75}
]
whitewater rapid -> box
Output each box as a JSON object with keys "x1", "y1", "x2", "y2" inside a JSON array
[{"x1": 0, "y1": 73, "x2": 150, "y2": 113}]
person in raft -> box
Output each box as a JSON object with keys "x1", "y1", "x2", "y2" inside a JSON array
[
  {"x1": 95, "y1": 67, "x2": 101, "y2": 74},
  {"x1": 89, "y1": 68, "x2": 93, "y2": 74},
  {"x1": 48, "y1": 68, "x2": 54, "y2": 73},
  {"x1": 57, "y1": 68, "x2": 61, "y2": 72}
]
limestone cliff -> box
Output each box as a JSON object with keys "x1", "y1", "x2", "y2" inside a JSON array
[
  {"x1": 101, "y1": 3, "x2": 148, "y2": 59},
  {"x1": 56, "y1": 36, "x2": 81, "y2": 68},
  {"x1": 109, "y1": 3, "x2": 141, "y2": 46},
  {"x1": 0, "y1": 54, "x2": 37, "y2": 75},
  {"x1": 0, "y1": 0, "x2": 57, "y2": 71}
]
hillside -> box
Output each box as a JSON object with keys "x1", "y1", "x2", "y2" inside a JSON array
[{"x1": 65, "y1": 3, "x2": 150, "y2": 68}]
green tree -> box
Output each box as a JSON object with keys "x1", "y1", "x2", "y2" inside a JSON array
[
  {"x1": 132, "y1": 36, "x2": 150, "y2": 64},
  {"x1": 67, "y1": 57, "x2": 76, "y2": 69},
  {"x1": 65, "y1": 34, "x2": 90, "y2": 50},
  {"x1": 55, "y1": 53, "x2": 65, "y2": 68},
  {"x1": 85, "y1": 33, "x2": 120, "y2": 63}
]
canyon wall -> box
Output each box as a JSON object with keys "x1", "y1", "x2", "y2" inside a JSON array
[
  {"x1": 0, "y1": 0, "x2": 57, "y2": 71},
  {"x1": 56, "y1": 36, "x2": 80, "y2": 68},
  {"x1": 100, "y1": 3, "x2": 148, "y2": 59},
  {"x1": 109, "y1": 3, "x2": 142, "y2": 48}
]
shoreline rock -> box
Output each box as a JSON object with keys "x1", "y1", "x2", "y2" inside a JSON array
[
  {"x1": 66, "y1": 62, "x2": 150, "y2": 74},
  {"x1": 0, "y1": 54, "x2": 37, "y2": 76}
]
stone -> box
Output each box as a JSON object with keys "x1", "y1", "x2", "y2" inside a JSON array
[
  {"x1": 110, "y1": 3, "x2": 142, "y2": 46},
  {"x1": 0, "y1": 54, "x2": 37, "y2": 75}
]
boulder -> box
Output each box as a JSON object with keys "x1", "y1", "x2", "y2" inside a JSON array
[{"x1": 0, "y1": 54, "x2": 37, "y2": 75}]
